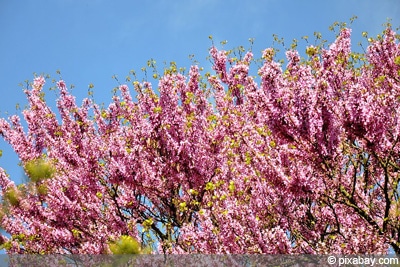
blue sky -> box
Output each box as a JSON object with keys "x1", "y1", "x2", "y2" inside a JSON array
[{"x1": 0, "y1": 0, "x2": 399, "y2": 184}]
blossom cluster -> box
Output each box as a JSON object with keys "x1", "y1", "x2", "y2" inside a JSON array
[{"x1": 0, "y1": 27, "x2": 399, "y2": 254}]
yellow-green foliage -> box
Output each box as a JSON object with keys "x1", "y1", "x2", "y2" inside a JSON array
[
  {"x1": 4, "y1": 188, "x2": 20, "y2": 206},
  {"x1": 37, "y1": 184, "x2": 48, "y2": 195},
  {"x1": 108, "y1": 235, "x2": 142, "y2": 254},
  {"x1": 25, "y1": 158, "x2": 55, "y2": 182}
]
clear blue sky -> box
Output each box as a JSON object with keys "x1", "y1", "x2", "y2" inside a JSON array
[{"x1": 0, "y1": 0, "x2": 399, "y2": 184}]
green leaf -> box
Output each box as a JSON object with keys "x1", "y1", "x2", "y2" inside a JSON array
[
  {"x1": 25, "y1": 158, "x2": 55, "y2": 183},
  {"x1": 394, "y1": 56, "x2": 400, "y2": 66},
  {"x1": 229, "y1": 181, "x2": 235, "y2": 193},
  {"x1": 4, "y1": 188, "x2": 20, "y2": 206}
]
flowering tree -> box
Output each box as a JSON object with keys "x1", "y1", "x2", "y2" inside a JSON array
[{"x1": 0, "y1": 26, "x2": 399, "y2": 254}]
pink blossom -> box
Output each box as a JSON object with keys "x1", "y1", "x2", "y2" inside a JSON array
[{"x1": 0, "y1": 27, "x2": 399, "y2": 255}]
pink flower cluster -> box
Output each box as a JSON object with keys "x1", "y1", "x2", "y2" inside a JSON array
[{"x1": 0, "y1": 28, "x2": 399, "y2": 254}]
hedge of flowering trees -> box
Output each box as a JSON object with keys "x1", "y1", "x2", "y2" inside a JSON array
[{"x1": 0, "y1": 25, "x2": 399, "y2": 255}]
